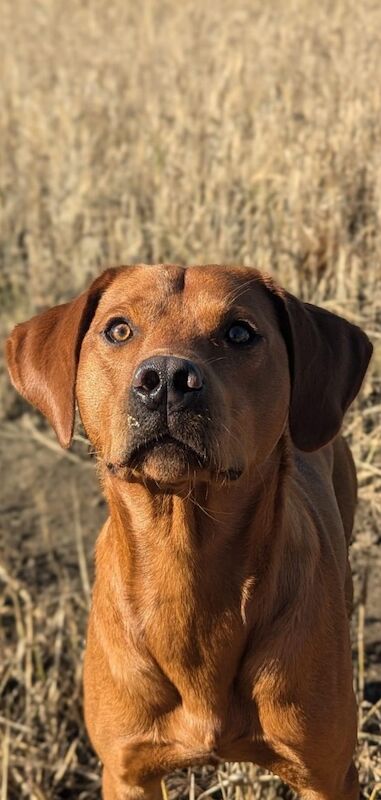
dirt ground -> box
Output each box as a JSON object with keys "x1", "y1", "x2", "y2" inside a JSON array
[{"x1": 1, "y1": 400, "x2": 380, "y2": 799}]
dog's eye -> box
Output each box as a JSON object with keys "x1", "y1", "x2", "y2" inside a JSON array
[
  {"x1": 225, "y1": 321, "x2": 257, "y2": 345},
  {"x1": 104, "y1": 319, "x2": 133, "y2": 344}
]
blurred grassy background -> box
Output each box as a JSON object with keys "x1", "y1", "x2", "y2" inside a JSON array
[
  {"x1": 0, "y1": 0, "x2": 380, "y2": 798},
  {"x1": 2, "y1": 0, "x2": 381, "y2": 316}
]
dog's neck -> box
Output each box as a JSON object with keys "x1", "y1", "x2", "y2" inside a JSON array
[
  {"x1": 103, "y1": 437, "x2": 290, "y2": 597},
  {"x1": 96, "y1": 438, "x2": 313, "y2": 707}
]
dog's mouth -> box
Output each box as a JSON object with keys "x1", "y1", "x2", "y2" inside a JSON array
[
  {"x1": 128, "y1": 433, "x2": 207, "y2": 469},
  {"x1": 106, "y1": 433, "x2": 243, "y2": 485},
  {"x1": 107, "y1": 433, "x2": 208, "y2": 481}
]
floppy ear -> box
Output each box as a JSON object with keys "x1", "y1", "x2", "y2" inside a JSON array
[
  {"x1": 6, "y1": 268, "x2": 120, "y2": 448},
  {"x1": 269, "y1": 287, "x2": 373, "y2": 451}
]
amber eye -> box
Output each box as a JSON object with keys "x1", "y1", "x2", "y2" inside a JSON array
[
  {"x1": 104, "y1": 319, "x2": 133, "y2": 344},
  {"x1": 225, "y1": 321, "x2": 257, "y2": 345}
]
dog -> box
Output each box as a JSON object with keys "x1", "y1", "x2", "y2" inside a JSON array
[{"x1": 6, "y1": 264, "x2": 373, "y2": 800}]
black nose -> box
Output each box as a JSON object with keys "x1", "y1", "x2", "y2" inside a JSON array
[{"x1": 132, "y1": 356, "x2": 204, "y2": 412}]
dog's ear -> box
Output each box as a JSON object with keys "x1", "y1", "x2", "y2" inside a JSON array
[
  {"x1": 267, "y1": 284, "x2": 373, "y2": 451},
  {"x1": 6, "y1": 268, "x2": 119, "y2": 448}
]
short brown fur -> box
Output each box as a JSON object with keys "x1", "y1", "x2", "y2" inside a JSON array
[{"x1": 6, "y1": 265, "x2": 373, "y2": 800}]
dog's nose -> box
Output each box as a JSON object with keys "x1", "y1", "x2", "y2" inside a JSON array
[{"x1": 132, "y1": 356, "x2": 204, "y2": 411}]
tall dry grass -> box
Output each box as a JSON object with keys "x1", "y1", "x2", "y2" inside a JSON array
[
  {"x1": 1, "y1": 0, "x2": 381, "y2": 315},
  {"x1": 0, "y1": 0, "x2": 380, "y2": 798}
]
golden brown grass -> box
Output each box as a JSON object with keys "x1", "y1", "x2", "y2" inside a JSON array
[{"x1": 0, "y1": 0, "x2": 380, "y2": 798}]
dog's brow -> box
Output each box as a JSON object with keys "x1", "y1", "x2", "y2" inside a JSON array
[
  {"x1": 97, "y1": 294, "x2": 161, "y2": 321},
  {"x1": 222, "y1": 277, "x2": 261, "y2": 307},
  {"x1": 222, "y1": 304, "x2": 257, "y2": 321}
]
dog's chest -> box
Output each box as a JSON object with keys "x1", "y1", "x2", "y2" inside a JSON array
[{"x1": 136, "y1": 563, "x2": 250, "y2": 680}]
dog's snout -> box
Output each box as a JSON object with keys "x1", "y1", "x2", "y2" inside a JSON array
[{"x1": 132, "y1": 356, "x2": 204, "y2": 412}]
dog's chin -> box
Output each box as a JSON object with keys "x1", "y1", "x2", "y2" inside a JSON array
[
  {"x1": 114, "y1": 436, "x2": 209, "y2": 486},
  {"x1": 139, "y1": 442, "x2": 202, "y2": 484}
]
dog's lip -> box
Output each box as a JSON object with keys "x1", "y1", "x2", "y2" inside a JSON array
[{"x1": 115, "y1": 433, "x2": 208, "y2": 471}]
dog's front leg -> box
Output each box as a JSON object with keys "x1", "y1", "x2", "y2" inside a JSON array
[
  {"x1": 102, "y1": 769, "x2": 163, "y2": 800},
  {"x1": 295, "y1": 760, "x2": 360, "y2": 800}
]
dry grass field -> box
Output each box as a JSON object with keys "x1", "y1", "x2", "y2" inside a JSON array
[{"x1": 0, "y1": 0, "x2": 380, "y2": 798}]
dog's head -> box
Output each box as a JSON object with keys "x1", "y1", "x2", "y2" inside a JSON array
[{"x1": 6, "y1": 265, "x2": 372, "y2": 487}]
